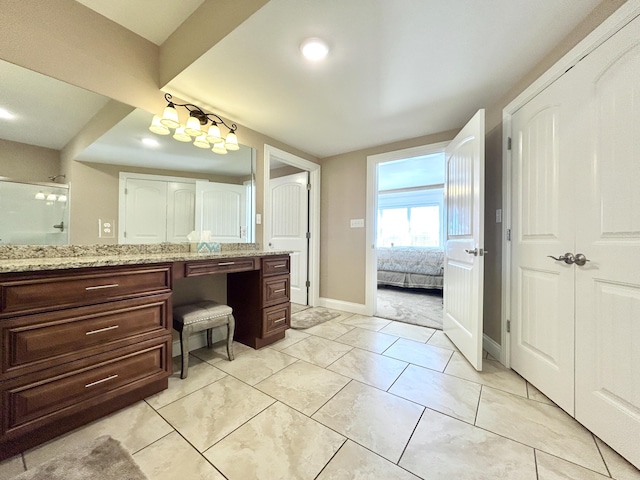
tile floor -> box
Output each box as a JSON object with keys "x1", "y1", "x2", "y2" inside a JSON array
[{"x1": 2, "y1": 310, "x2": 639, "y2": 480}]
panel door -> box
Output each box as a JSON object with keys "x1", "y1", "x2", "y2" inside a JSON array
[
  {"x1": 268, "y1": 172, "x2": 309, "y2": 305},
  {"x1": 195, "y1": 181, "x2": 246, "y2": 243},
  {"x1": 573, "y1": 15, "x2": 640, "y2": 468},
  {"x1": 509, "y1": 69, "x2": 582, "y2": 415},
  {"x1": 123, "y1": 179, "x2": 167, "y2": 244},
  {"x1": 166, "y1": 182, "x2": 195, "y2": 243},
  {"x1": 443, "y1": 109, "x2": 485, "y2": 371}
]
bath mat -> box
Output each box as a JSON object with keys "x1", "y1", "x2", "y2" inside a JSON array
[{"x1": 291, "y1": 307, "x2": 341, "y2": 329}]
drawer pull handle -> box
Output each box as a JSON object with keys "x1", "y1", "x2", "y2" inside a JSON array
[
  {"x1": 86, "y1": 325, "x2": 119, "y2": 335},
  {"x1": 273, "y1": 264, "x2": 286, "y2": 268},
  {"x1": 85, "y1": 374, "x2": 118, "y2": 388},
  {"x1": 217, "y1": 262, "x2": 235, "y2": 266},
  {"x1": 273, "y1": 317, "x2": 287, "y2": 324},
  {"x1": 274, "y1": 288, "x2": 286, "y2": 293},
  {"x1": 85, "y1": 283, "x2": 119, "y2": 291}
]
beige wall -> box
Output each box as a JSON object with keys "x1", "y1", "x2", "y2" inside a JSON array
[
  {"x1": 0, "y1": 139, "x2": 61, "y2": 182},
  {"x1": 319, "y1": 130, "x2": 458, "y2": 304}
]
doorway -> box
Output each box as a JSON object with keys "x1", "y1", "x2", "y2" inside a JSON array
[{"x1": 366, "y1": 143, "x2": 449, "y2": 328}]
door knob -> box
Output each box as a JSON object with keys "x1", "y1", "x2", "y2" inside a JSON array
[
  {"x1": 547, "y1": 253, "x2": 575, "y2": 264},
  {"x1": 465, "y1": 248, "x2": 478, "y2": 256},
  {"x1": 574, "y1": 253, "x2": 590, "y2": 266}
]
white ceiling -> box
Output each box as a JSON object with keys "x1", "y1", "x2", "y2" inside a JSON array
[{"x1": 0, "y1": 0, "x2": 605, "y2": 168}]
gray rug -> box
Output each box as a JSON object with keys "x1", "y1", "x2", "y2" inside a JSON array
[
  {"x1": 376, "y1": 286, "x2": 443, "y2": 329},
  {"x1": 291, "y1": 307, "x2": 341, "y2": 329},
  {"x1": 12, "y1": 436, "x2": 148, "y2": 480}
]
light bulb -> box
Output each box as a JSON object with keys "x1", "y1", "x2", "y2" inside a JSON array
[
  {"x1": 224, "y1": 131, "x2": 240, "y2": 151},
  {"x1": 160, "y1": 104, "x2": 180, "y2": 128},
  {"x1": 206, "y1": 124, "x2": 222, "y2": 143},
  {"x1": 185, "y1": 116, "x2": 204, "y2": 136}
]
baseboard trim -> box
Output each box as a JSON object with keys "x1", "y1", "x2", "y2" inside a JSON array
[
  {"x1": 318, "y1": 297, "x2": 369, "y2": 316},
  {"x1": 483, "y1": 334, "x2": 502, "y2": 364}
]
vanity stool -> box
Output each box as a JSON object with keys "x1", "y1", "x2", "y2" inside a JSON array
[{"x1": 173, "y1": 300, "x2": 235, "y2": 379}]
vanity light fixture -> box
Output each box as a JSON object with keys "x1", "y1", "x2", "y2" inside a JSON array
[
  {"x1": 34, "y1": 191, "x2": 46, "y2": 200},
  {"x1": 149, "y1": 93, "x2": 240, "y2": 155}
]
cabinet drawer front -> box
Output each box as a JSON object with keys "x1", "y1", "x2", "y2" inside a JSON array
[
  {"x1": 262, "y1": 256, "x2": 290, "y2": 276},
  {"x1": 0, "y1": 265, "x2": 172, "y2": 315},
  {"x1": 185, "y1": 257, "x2": 258, "y2": 276},
  {"x1": 262, "y1": 303, "x2": 290, "y2": 337},
  {"x1": 263, "y1": 275, "x2": 290, "y2": 307},
  {"x1": 2, "y1": 294, "x2": 171, "y2": 378},
  {"x1": 4, "y1": 339, "x2": 170, "y2": 433}
]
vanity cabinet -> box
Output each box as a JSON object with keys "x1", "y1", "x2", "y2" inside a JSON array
[
  {"x1": 227, "y1": 254, "x2": 291, "y2": 348},
  {"x1": 0, "y1": 264, "x2": 173, "y2": 459}
]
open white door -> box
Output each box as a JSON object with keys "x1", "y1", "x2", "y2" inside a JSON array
[
  {"x1": 443, "y1": 109, "x2": 485, "y2": 371},
  {"x1": 195, "y1": 181, "x2": 246, "y2": 243},
  {"x1": 268, "y1": 171, "x2": 309, "y2": 305},
  {"x1": 123, "y1": 178, "x2": 168, "y2": 244}
]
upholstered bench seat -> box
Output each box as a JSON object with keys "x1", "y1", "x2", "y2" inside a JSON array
[{"x1": 173, "y1": 300, "x2": 235, "y2": 379}]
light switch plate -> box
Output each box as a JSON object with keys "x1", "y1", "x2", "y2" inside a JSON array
[
  {"x1": 496, "y1": 209, "x2": 502, "y2": 223},
  {"x1": 350, "y1": 219, "x2": 365, "y2": 228},
  {"x1": 256, "y1": 213, "x2": 262, "y2": 225}
]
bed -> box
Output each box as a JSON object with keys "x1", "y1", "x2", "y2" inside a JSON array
[{"x1": 377, "y1": 246, "x2": 444, "y2": 290}]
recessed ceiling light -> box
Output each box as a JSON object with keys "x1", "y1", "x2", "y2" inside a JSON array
[
  {"x1": 142, "y1": 138, "x2": 159, "y2": 147},
  {"x1": 0, "y1": 108, "x2": 15, "y2": 120},
  {"x1": 301, "y1": 38, "x2": 329, "y2": 61}
]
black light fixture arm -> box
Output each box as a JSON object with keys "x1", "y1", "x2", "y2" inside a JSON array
[{"x1": 164, "y1": 93, "x2": 237, "y2": 133}]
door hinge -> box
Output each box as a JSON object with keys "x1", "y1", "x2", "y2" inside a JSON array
[
  {"x1": 123, "y1": 231, "x2": 127, "y2": 238},
  {"x1": 507, "y1": 137, "x2": 512, "y2": 150},
  {"x1": 507, "y1": 228, "x2": 511, "y2": 241},
  {"x1": 307, "y1": 183, "x2": 311, "y2": 190},
  {"x1": 124, "y1": 188, "x2": 128, "y2": 195},
  {"x1": 306, "y1": 231, "x2": 311, "y2": 239},
  {"x1": 305, "y1": 280, "x2": 310, "y2": 288},
  {"x1": 507, "y1": 319, "x2": 511, "y2": 333}
]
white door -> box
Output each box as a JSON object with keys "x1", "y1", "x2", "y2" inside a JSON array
[
  {"x1": 166, "y1": 182, "x2": 195, "y2": 243},
  {"x1": 443, "y1": 109, "x2": 485, "y2": 371},
  {"x1": 269, "y1": 172, "x2": 309, "y2": 305},
  {"x1": 123, "y1": 178, "x2": 167, "y2": 243},
  {"x1": 509, "y1": 69, "x2": 581, "y2": 415},
  {"x1": 573, "y1": 15, "x2": 640, "y2": 468},
  {"x1": 195, "y1": 181, "x2": 246, "y2": 243}
]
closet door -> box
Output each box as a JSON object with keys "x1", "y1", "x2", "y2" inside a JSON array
[
  {"x1": 166, "y1": 182, "x2": 195, "y2": 243},
  {"x1": 574, "y1": 15, "x2": 640, "y2": 468},
  {"x1": 509, "y1": 69, "x2": 583, "y2": 415},
  {"x1": 123, "y1": 179, "x2": 168, "y2": 243}
]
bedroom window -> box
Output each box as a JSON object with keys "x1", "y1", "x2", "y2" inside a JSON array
[{"x1": 377, "y1": 203, "x2": 441, "y2": 247}]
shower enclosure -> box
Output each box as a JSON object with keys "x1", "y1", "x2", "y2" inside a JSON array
[{"x1": 0, "y1": 178, "x2": 70, "y2": 245}]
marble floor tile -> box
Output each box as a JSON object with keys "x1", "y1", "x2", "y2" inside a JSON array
[
  {"x1": 304, "y1": 320, "x2": 355, "y2": 340},
  {"x1": 400, "y1": 408, "x2": 537, "y2": 479},
  {"x1": 255, "y1": 361, "x2": 351, "y2": 415},
  {"x1": 281, "y1": 335, "x2": 353, "y2": 367},
  {"x1": 158, "y1": 375, "x2": 274, "y2": 452},
  {"x1": 335, "y1": 327, "x2": 399, "y2": 353},
  {"x1": 595, "y1": 437, "x2": 640, "y2": 480},
  {"x1": 205, "y1": 402, "x2": 345, "y2": 480},
  {"x1": 24, "y1": 401, "x2": 173, "y2": 468},
  {"x1": 444, "y1": 352, "x2": 528, "y2": 397},
  {"x1": 212, "y1": 347, "x2": 298, "y2": 385},
  {"x1": 389, "y1": 364, "x2": 481, "y2": 423},
  {"x1": 526, "y1": 381, "x2": 556, "y2": 406},
  {"x1": 317, "y1": 440, "x2": 420, "y2": 480},
  {"x1": 327, "y1": 347, "x2": 408, "y2": 390},
  {"x1": 383, "y1": 337, "x2": 453, "y2": 371},
  {"x1": 191, "y1": 340, "x2": 253, "y2": 364},
  {"x1": 145, "y1": 355, "x2": 227, "y2": 409},
  {"x1": 338, "y1": 314, "x2": 392, "y2": 331},
  {"x1": 535, "y1": 450, "x2": 611, "y2": 480},
  {"x1": 0, "y1": 455, "x2": 24, "y2": 477},
  {"x1": 426, "y1": 330, "x2": 459, "y2": 351},
  {"x1": 267, "y1": 328, "x2": 310, "y2": 350},
  {"x1": 379, "y1": 321, "x2": 436, "y2": 343},
  {"x1": 312, "y1": 380, "x2": 423, "y2": 462},
  {"x1": 134, "y1": 431, "x2": 225, "y2": 480},
  {"x1": 476, "y1": 386, "x2": 607, "y2": 475}
]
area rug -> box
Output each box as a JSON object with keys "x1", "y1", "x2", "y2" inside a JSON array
[
  {"x1": 376, "y1": 286, "x2": 443, "y2": 329},
  {"x1": 12, "y1": 436, "x2": 148, "y2": 480},
  {"x1": 291, "y1": 307, "x2": 341, "y2": 329}
]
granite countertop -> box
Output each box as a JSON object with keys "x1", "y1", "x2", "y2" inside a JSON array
[{"x1": 0, "y1": 244, "x2": 290, "y2": 274}]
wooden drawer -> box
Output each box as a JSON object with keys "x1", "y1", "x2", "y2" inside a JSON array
[
  {"x1": 184, "y1": 257, "x2": 258, "y2": 277},
  {"x1": 2, "y1": 337, "x2": 170, "y2": 436},
  {"x1": 262, "y1": 256, "x2": 290, "y2": 276},
  {"x1": 0, "y1": 265, "x2": 172, "y2": 316},
  {"x1": 1, "y1": 293, "x2": 171, "y2": 380},
  {"x1": 262, "y1": 303, "x2": 290, "y2": 337},
  {"x1": 262, "y1": 275, "x2": 290, "y2": 307}
]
